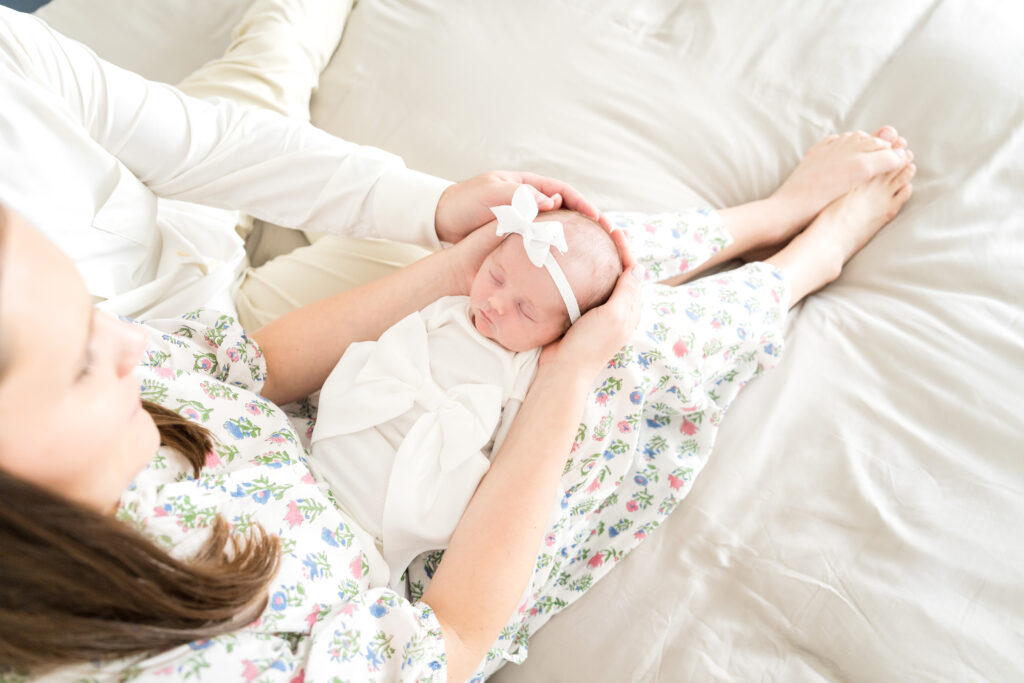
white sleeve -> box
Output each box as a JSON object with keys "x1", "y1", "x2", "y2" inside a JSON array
[{"x1": 0, "y1": 8, "x2": 450, "y2": 249}]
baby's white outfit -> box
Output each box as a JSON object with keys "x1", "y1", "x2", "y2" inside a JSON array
[{"x1": 309, "y1": 295, "x2": 540, "y2": 591}]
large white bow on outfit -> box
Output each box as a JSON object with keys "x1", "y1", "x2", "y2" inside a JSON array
[{"x1": 312, "y1": 312, "x2": 504, "y2": 591}]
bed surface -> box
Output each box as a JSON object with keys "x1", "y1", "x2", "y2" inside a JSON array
[{"x1": 35, "y1": 0, "x2": 1024, "y2": 680}]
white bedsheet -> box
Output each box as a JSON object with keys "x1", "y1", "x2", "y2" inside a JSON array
[{"x1": 35, "y1": 0, "x2": 1024, "y2": 680}]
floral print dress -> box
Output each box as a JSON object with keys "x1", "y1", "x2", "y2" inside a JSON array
[{"x1": 22, "y1": 209, "x2": 787, "y2": 683}]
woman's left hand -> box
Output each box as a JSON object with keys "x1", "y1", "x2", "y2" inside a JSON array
[
  {"x1": 540, "y1": 230, "x2": 643, "y2": 373},
  {"x1": 434, "y1": 171, "x2": 602, "y2": 244}
]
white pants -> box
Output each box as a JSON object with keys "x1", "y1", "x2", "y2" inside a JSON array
[{"x1": 176, "y1": 0, "x2": 429, "y2": 332}]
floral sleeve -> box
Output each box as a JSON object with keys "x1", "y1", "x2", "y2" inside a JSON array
[
  {"x1": 608, "y1": 208, "x2": 733, "y2": 282},
  {"x1": 137, "y1": 309, "x2": 268, "y2": 395}
]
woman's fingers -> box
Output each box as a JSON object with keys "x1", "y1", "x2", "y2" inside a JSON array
[
  {"x1": 549, "y1": 261, "x2": 642, "y2": 372},
  {"x1": 610, "y1": 229, "x2": 637, "y2": 271},
  {"x1": 512, "y1": 171, "x2": 601, "y2": 222}
]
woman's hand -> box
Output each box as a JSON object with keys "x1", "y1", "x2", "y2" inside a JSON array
[
  {"x1": 541, "y1": 230, "x2": 643, "y2": 373},
  {"x1": 434, "y1": 171, "x2": 602, "y2": 244}
]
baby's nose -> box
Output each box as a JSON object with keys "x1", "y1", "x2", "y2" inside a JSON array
[{"x1": 488, "y1": 295, "x2": 506, "y2": 315}]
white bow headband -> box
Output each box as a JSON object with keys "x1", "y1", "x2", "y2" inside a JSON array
[{"x1": 489, "y1": 186, "x2": 581, "y2": 323}]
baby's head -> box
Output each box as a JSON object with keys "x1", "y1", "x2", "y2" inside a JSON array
[{"x1": 469, "y1": 209, "x2": 622, "y2": 351}]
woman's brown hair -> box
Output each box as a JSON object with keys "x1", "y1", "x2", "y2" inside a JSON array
[{"x1": 0, "y1": 210, "x2": 281, "y2": 671}]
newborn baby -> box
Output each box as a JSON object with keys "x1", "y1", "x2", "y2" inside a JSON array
[{"x1": 309, "y1": 186, "x2": 622, "y2": 591}]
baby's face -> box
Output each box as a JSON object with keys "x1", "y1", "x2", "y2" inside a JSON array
[{"x1": 469, "y1": 235, "x2": 571, "y2": 352}]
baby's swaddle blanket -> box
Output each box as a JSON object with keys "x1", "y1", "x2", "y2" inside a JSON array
[{"x1": 310, "y1": 295, "x2": 539, "y2": 591}]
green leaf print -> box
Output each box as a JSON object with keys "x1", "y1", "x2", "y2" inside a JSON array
[
  {"x1": 180, "y1": 652, "x2": 210, "y2": 679},
  {"x1": 175, "y1": 399, "x2": 212, "y2": 423},
  {"x1": 224, "y1": 416, "x2": 262, "y2": 439},
  {"x1": 174, "y1": 325, "x2": 195, "y2": 338},
  {"x1": 200, "y1": 380, "x2": 239, "y2": 401},
  {"x1": 214, "y1": 442, "x2": 240, "y2": 464},
  {"x1": 366, "y1": 632, "x2": 396, "y2": 670},
  {"x1": 329, "y1": 628, "x2": 361, "y2": 663},
  {"x1": 532, "y1": 595, "x2": 568, "y2": 615},
  {"x1": 139, "y1": 379, "x2": 168, "y2": 404},
  {"x1": 297, "y1": 497, "x2": 327, "y2": 520},
  {"x1": 192, "y1": 352, "x2": 219, "y2": 375},
  {"x1": 143, "y1": 349, "x2": 169, "y2": 367}
]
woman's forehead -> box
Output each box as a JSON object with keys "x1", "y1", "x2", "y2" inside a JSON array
[{"x1": 0, "y1": 209, "x2": 90, "y2": 381}]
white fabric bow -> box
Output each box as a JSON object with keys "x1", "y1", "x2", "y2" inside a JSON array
[{"x1": 490, "y1": 185, "x2": 581, "y2": 322}]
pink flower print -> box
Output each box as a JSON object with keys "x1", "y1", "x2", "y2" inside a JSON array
[
  {"x1": 588, "y1": 554, "x2": 604, "y2": 568},
  {"x1": 154, "y1": 367, "x2": 176, "y2": 380},
  {"x1": 241, "y1": 660, "x2": 261, "y2": 683},
  {"x1": 711, "y1": 318, "x2": 722, "y2": 329},
  {"x1": 339, "y1": 602, "x2": 358, "y2": 617},
  {"x1": 267, "y1": 433, "x2": 287, "y2": 444},
  {"x1": 672, "y1": 339, "x2": 689, "y2": 357},
  {"x1": 680, "y1": 419, "x2": 697, "y2": 436},
  {"x1": 644, "y1": 223, "x2": 657, "y2": 233},
  {"x1": 545, "y1": 533, "x2": 557, "y2": 546},
  {"x1": 305, "y1": 605, "x2": 323, "y2": 630},
  {"x1": 626, "y1": 499, "x2": 639, "y2": 512},
  {"x1": 226, "y1": 347, "x2": 241, "y2": 363},
  {"x1": 245, "y1": 402, "x2": 262, "y2": 416},
  {"x1": 595, "y1": 392, "x2": 610, "y2": 405},
  {"x1": 772, "y1": 289, "x2": 780, "y2": 303},
  {"x1": 300, "y1": 472, "x2": 316, "y2": 485},
  {"x1": 290, "y1": 670, "x2": 305, "y2": 683},
  {"x1": 349, "y1": 554, "x2": 364, "y2": 579},
  {"x1": 152, "y1": 665, "x2": 175, "y2": 676},
  {"x1": 197, "y1": 357, "x2": 214, "y2": 372},
  {"x1": 679, "y1": 258, "x2": 689, "y2": 272},
  {"x1": 204, "y1": 450, "x2": 221, "y2": 468},
  {"x1": 668, "y1": 474, "x2": 685, "y2": 490},
  {"x1": 284, "y1": 500, "x2": 304, "y2": 529},
  {"x1": 586, "y1": 478, "x2": 601, "y2": 493},
  {"x1": 634, "y1": 530, "x2": 647, "y2": 540},
  {"x1": 617, "y1": 420, "x2": 632, "y2": 433},
  {"x1": 694, "y1": 232, "x2": 703, "y2": 243},
  {"x1": 153, "y1": 504, "x2": 171, "y2": 517}
]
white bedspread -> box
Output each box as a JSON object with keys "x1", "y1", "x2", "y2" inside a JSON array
[{"x1": 35, "y1": 0, "x2": 1024, "y2": 680}]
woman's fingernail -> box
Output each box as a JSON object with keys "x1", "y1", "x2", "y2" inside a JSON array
[{"x1": 631, "y1": 264, "x2": 645, "y2": 280}]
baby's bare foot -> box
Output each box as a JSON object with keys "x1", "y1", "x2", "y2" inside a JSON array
[{"x1": 770, "y1": 127, "x2": 909, "y2": 242}]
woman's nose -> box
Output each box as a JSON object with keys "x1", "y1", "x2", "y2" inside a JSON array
[{"x1": 107, "y1": 315, "x2": 147, "y2": 378}]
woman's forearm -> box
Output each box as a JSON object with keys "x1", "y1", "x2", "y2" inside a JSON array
[
  {"x1": 422, "y1": 360, "x2": 592, "y2": 682},
  {"x1": 252, "y1": 249, "x2": 461, "y2": 405}
]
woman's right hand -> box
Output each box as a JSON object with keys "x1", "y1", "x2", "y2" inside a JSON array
[
  {"x1": 540, "y1": 230, "x2": 643, "y2": 375},
  {"x1": 441, "y1": 219, "x2": 504, "y2": 295}
]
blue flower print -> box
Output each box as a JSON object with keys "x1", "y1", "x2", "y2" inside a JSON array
[{"x1": 269, "y1": 591, "x2": 287, "y2": 611}]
